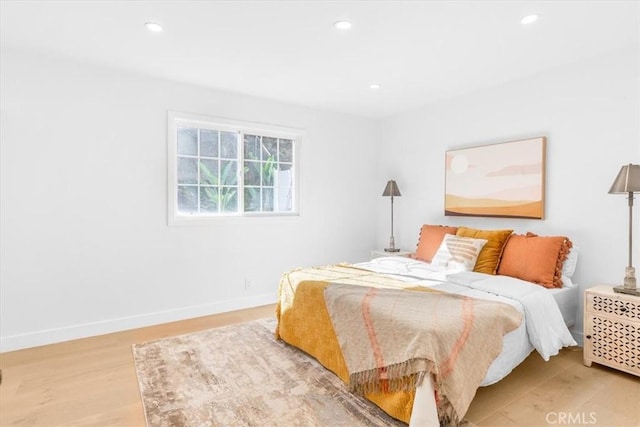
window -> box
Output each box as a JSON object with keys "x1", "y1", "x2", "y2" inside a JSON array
[{"x1": 168, "y1": 112, "x2": 300, "y2": 223}]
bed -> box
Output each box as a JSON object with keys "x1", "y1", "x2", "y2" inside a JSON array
[{"x1": 275, "y1": 227, "x2": 579, "y2": 426}]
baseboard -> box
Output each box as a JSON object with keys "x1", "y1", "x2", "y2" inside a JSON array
[{"x1": 0, "y1": 293, "x2": 276, "y2": 353}]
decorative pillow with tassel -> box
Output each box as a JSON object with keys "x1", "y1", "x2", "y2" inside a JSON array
[{"x1": 497, "y1": 232, "x2": 572, "y2": 288}]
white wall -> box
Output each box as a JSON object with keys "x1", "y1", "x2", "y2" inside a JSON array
[
  {"x1": 0, "y1": 49, "x2": 380, "y2": 351},
  {"x1": 3, "y1": 45, "x2": 638, "y2": 352},
  {"x1": 376, "y1": 45, "x2": 640, "y2": 341}
]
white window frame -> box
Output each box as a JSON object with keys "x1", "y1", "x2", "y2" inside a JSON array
[{"x1": 168, "y1": 111, "x2": 302, "y2": 225}]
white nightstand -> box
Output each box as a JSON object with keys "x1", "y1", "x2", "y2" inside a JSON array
[
  {"x1": 583, "y1": 285, "x2": 639, "y2": 377},
  {"x1": 370, "y1": 249, "x2": 413, "y2": 259}
]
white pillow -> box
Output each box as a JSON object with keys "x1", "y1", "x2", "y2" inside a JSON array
[
  {"x1": 562, "y1": 246, "x2": 579, "y2": 278},
  {"x1": 561, "y1": 276, "x2": 575, "y2": 288},
  {"x1": 431, "y1": 234, "x2": 488, "y2": 271}
]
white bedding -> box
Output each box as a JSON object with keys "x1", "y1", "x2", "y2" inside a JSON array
[
  {"x1": 549, "y1": 285, "x2": 579, "y2": 327},
  {"x1": 354, "y1": 256, "x2": 578, "y2": 426}
]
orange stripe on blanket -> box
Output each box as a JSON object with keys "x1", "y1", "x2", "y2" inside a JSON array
[
  {"x1": 361, "y1": 287, "x2": 390, "y2": 392},
  {"x1": 439, "y1": 296, "x2": 474, "y2": 378}
]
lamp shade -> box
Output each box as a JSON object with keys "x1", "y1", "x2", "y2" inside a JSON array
[
  {"x1": 382, "y1": 180, "x2": 401, "y2": 197},
  {"x1": 609, "y1": 164, "x2": 640, "y2": 193}
]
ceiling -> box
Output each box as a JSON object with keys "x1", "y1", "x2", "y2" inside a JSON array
[{"x1": 1, "y1": 1, "x2": 638, "y2": 119}]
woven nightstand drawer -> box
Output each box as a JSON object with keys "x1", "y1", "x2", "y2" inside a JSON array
[
  {"x1": 584, "y1": 286, "x2": 640, "y2": 377},
  {"x1": 590, "y1": 293, "x2": 640, "y2": 320}
]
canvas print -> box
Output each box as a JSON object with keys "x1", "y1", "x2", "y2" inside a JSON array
[{"x1": 445, "y1": 137, "x2": 546, "y2": 219}]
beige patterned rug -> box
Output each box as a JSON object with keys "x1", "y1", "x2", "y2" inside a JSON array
[{"x1": 132, "y1": 317, "x2": 405, "y2": 426}]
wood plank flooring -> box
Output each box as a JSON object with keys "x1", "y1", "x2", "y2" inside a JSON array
[{"x1": 1, "y1": 304, "x2": 638, "y2": 427}]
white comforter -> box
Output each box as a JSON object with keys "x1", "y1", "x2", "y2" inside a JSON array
[{"x1": 445, "y1": 270, "x2": 577, "y2": 360}]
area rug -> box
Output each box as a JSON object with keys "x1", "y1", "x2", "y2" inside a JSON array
[{"x1": 132, "y1": 317, "x2": 405, "y2": 426}]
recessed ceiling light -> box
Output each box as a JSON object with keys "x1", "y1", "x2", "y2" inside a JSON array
[
  {"x1": 369, "y1": 83, "x2": 381, "y2": 90},
  {"x1": 333, "y1": 20, "x2": 352, "y2": 30},
  {"x1": 520, "y1": 14, "x2": 539, "y2": 25},
  {"x1": 145, "y1": 22, "x2": 163, "y2": 32}
]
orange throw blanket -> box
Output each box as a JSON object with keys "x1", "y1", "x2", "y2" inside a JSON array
[{"x1": 324, "y1": 283, "x2": 522, "y2": 424}]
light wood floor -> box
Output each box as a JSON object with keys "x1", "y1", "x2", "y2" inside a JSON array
[{"x1": 1, "y1": 304, "x2": 638, "y2": 427}]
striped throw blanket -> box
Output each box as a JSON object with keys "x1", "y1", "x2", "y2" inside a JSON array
[{"x1": 324, "y1": 283, "x2": 522, "y2": 424}]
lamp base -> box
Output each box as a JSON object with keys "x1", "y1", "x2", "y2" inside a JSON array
[
  {"x1": 614, "y1": 267, "x2": 639, "y2": 296},
  {"x1": 613, "y1": 286, "x2": 640, "y2": 296},
  {"x1": 385, "y1": 235, "x2": 398, "y2": 253},
  {"x1": 623, "y1": 266, "x2": 636, "y2": 287}
]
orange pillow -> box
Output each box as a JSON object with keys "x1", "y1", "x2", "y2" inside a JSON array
[
  {"x1": 415, "y1": 225, "x2": 459, "y2": 262},
  {"x1": 455, "y1": 227, "x2": 513, "y2": 274},
  {"x1": 497, "y1": 232, "x2": 573, "y2": 288}
]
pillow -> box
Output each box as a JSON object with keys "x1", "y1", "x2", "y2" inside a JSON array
[
  {"x1": 497, "y1": 232, "x2": 573, "y2": 288},
  {"x1": 431, "y1": 234, "x2": 488, "y2": 271},
  {"x1": 415, "y1": 225, "x2": 459, "y2": 262},
  {"x1": 455, "y1": 227, "x2": 513, "y2": 274},
  {"x1": 562, "y1": 246, "x2": 579, "y2": 278}
]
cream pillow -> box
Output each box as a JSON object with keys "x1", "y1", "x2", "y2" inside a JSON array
[{"x1": 431, "y1": 234, "x2": 488, "y2": 271}]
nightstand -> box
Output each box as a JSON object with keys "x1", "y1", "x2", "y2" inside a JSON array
[
  {"x1": 583, "y1": 285, "x2": 639, "y2": 377},
  {"x1": 370, "y1": 249, "x2": 413, "y2": 259}
]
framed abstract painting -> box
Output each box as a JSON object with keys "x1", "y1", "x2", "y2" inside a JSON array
[{"x1": 445, "y1": 137, "x2": 546, "y2": 219}]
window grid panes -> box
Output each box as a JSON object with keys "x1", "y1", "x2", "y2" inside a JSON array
[
  {"x1": 172, "y1": 117, "x2": 297, "y2": 218},
  {"x1": 177, "y1": 127, "x2": 240, "y2": 215},
  {"x1": 243, "y1": 134, "x2": 294, "y2": 213}
]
